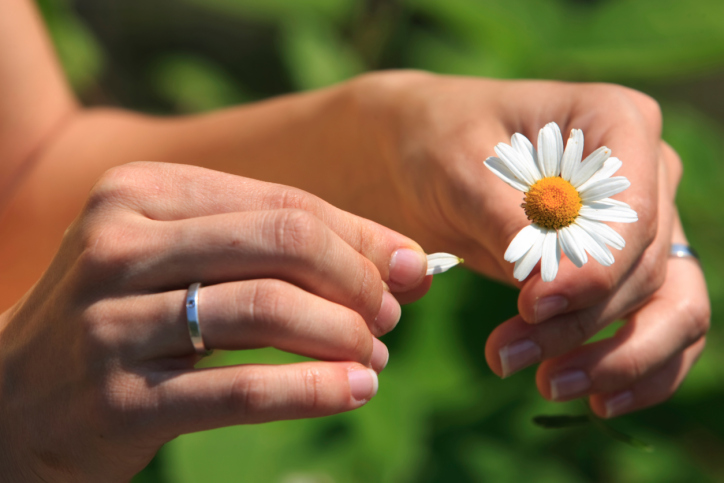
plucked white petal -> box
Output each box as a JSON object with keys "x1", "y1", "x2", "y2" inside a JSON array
[
  {"x1": 495, "y1": 143, "x2": 537, "y2": 186},
  {"x1": 576, "y1": 157, "x2": 622, "y2": 192},
  {"x1": 484, "y1": 157, "x2": 530, "y2": 192},
  {"x1": 540, "y1": 230, "x2": 561, "y2": 282},
  {"x1": 513, "y1": 229, "x2": 547, "y2": 281},
  {"x1": 537, "y1": 122, "x2": 563, "y2": 177},
  {"x1": 579, "y1": 176, "x2": 631, "y2": 202},
  {"x1": 505, "y1": 224, "x2": 546, "y2": 262},
  {"x1": 569, "y1": 223, "x2": 614, "y2": 266},
  {"x1": 570, "y1": 146, "x2": 611, "y2": 188},
  {"x1": 575, "y1": 218, "x2": 625, "y2": 250},
  {"x1": 511, "y1": 133, "x2": 542, "y2": 181},
  {"x1": 558, "y1": 225, "x2": 588, "y2": 267},
  {"x1": 560, "y1": 129, "x2": 584, "y2": 182},
  {"x1": 426, "y1": 253, "x2": 463, "y2": 275}
]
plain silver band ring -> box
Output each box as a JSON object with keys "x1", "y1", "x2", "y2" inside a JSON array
[
  {"x1": 670, "y1": 243, "x2": 699, "y2": 261},
  {"x1": 186, "y1": 282, "x2": 213, "y2": 356}
]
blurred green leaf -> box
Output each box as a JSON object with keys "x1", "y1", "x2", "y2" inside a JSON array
[
  {"x1": 36, "y1": 0, "x2": 103, "y2": 92},
  {"x1": 150, "y1": 54, "x2": 249, "y2": 112},
  {"x1": 181, "y1": 0, "x2": 353, "y2": 24},
  {"x1": 280, "y1": 16, "x2": 365, "y2": 90},
  {"x1": 533, "y1": 415, "x2": 590, "y2": 429}
]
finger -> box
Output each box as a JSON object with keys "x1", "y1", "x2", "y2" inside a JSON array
[
  {"x1": 147, "y1": 361, "x2": 379, "y2": 436},
  {"x1": 486, "y1": 241, "x2": 670, "y2": 379},
  {"x1": 534, "y1": 255, "x2": 709, "y2": 401},
  {"x1": 108, "y1": 279, "x2": 389, "y2": 372},
  {"x1": 589, "y1": 338, "x2": 706, "y2": 418},
  {"x1": 80, "y1": 209, "x2": 404, "y2": 335},
  {"x1": 88, "y1": 162, "x2": 427, "y2": 293},
  {"x1": 391, "y1": 275, "x2": 433, "y2": 305},
  {"x1": 511, "y1": 97, "x2": 664, "y2": 323}
]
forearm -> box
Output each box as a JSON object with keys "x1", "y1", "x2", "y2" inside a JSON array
[{"x1": 0, "y1": 76, "x2": 401, "y2": 310}]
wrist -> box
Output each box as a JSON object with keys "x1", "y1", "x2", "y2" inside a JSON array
[{"x1": 333, "y1": 70, "x2": 439, "y2": 224}]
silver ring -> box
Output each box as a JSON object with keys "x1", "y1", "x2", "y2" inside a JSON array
[
  {"x1": 670, "y1": 243, "x2": 699, "y2": 261},
  {"x1": 186, "y1": 283, "x2": 213, "y2": 356}
]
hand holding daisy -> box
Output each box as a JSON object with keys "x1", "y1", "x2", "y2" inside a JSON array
[{"x1": 349, "y1": 72, "x2": 709, "y2": 418}]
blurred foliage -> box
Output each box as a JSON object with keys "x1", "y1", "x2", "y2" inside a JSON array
[{"x1": 35, "y1": 0, "x2": 724, "y2": 481}]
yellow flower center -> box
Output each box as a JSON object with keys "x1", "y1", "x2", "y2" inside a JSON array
[{"x1": 522, "y1": 177, "x2": 582, "y2": 229}]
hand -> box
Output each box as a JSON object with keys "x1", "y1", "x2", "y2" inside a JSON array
[
  {"x1": 348, "y1": 72, "x2": 710, "y2": 416},
  {"x1": 0, "y1": 162, "x2": 429, "y2": 481}
]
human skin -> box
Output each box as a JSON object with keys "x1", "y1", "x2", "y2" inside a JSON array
[
  {"x1": 0, "y1": 0, "x2": 711, "y2": 477},
  {"x1": 0, "y1": 162, "x2": 431, "y2": 481}
]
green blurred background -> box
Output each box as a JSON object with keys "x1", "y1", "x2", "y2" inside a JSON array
[{"x1": 36, "y1": 0, "x2": 724, "y2": 481}]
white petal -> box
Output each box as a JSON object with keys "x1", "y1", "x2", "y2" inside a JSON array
[
  {"x1": 575, "y1": 218, "x2": 625, "y2": 250},
  {"x1": 426, "y1": 253, "x2": 463, "y2": 275},
  {"x1": 540, "y1": 230, "x2": 561, "y2": 282},
  {"x1": 484, "y1": 157, "x2": 530, "y2": 192},
  {"x1": 570, "y1": 146, "x2": 611, "y2": 188},
  {"x1": 569, "y1": 223, "x2": 614, "y2": 266},
  {"x1": 558, "y1": 225, "x2": 587, "y2": 267},
  {"x1": 513, "y1": 228, "x2": 547, "y2": 281},
  {"x1": 579, "y1": 203, "x2": 638, "y2": 223},
  {"x1": 537, "y1": 122, "x2": 563, "y2": 178},
  {"x1": 560, "y1": 129, "x2": 584, "y2": 182},
  {"x1": 579, "y1": 176, "x2": 631, "y2": 202},
  {"x1": 554, "y1": 124, "x2": 564, "y2": 163},
  {"x1": 576, "y1": 157, "x2": 622, "y2": 192},
  {"x1": 597, "y1": 198, "x2": 632, "y2": 209},
  {"x1": 505, "y1": 224, "x2": 546, "y2": 262},
  {"x1": 511, "y1": 133, "x2": 542, "y2": 181},
  {"x1": 495, "y1": 142, "x2": 537, "y2": 186}
]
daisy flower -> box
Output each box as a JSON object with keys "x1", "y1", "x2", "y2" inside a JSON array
[{"x1": 484, "y1": 122, "x2": 638, "y2": 282}]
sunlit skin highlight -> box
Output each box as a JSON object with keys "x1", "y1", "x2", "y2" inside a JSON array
[{"x1": 522, "y1": 177, "x2": 582, "y2": 229}]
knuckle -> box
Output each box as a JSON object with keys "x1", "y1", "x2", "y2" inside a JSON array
[
  {"x1": 78, "y1": 301, "x2": 115, "y2": 344},
  {"x1": 86, "y1": 165, "x2": 144, "y2": 212},
  {"x1": 591, "y1": 84, "x2": 661, "y2": 129},
  {"x1": 640, "y1": 249, "x2": 667, "y2": 295},
  {"x1": 626, "y1": 89, "x2": 662, "y2": 124},
  {"x1": 566, "y1": 310, "x2": 598, "y2": 347},
  {"x1": 75, "y1": 222, "x2": 142, "y2": 279},
  {"x1": 273, "y1": 209, "x2": 325, "y2": 259},
  {"x1": 299, "y1": 368, "x2": 324, "y2": 412},
  {"x1": 635, "y1": 206, "x2": 659, "y2": 250},
  {"x1": 682, "y1": 298, "x2": 712, "y2": 342},
  {"x1": 93, "y1": 374, "x2": 154, "y2": 436},
  {"x1": 344, "y1": 312, "x2": 372, "y2": 362},
  {"x1": 228, "y1": 369, "x2": 265, "y2": 418},
  {"x1": 349, "y1": 258, "x2": 381, "y2": 318},
  {"x1": 589, "y1": 269, "x2": 618, "y2": 296},
  {"x1": 248, "y1": 279, "x2": 292, "y2": 329},
  {"x1": 662, "y1": 142, "x2": 684, "y2": 187},
  {"x1": 619, "y1": 345, "x2": 645, "y2": 384},
  {"x1": 271, "y1": 187, "x2": 323, "y2": 213}
]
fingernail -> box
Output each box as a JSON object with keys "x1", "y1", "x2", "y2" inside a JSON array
[
  {"x1": 604, "y1": 390, "x2": 633, "y2": 418},
  {"x1": 499, "y1": 339, "x2": 542, "y2": 378},
  {"x1": 375, "y1": 291, "x2": 401, "y2": 334},
  {"x1": 389, "y1": 248, "x2": 426, "y2": 290},
  {"x1": 535, "y1": 296, "x2": 568, "y2": 323},
  {"x1": 371, "y1": 338, "x2": 389, "y2": 373},
  {"x1": 550, "y1": 370, "x2": 591, "y2": 400},
  {"x1": 348, "y1": 368, "x2": 379, "y2": 402}
]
